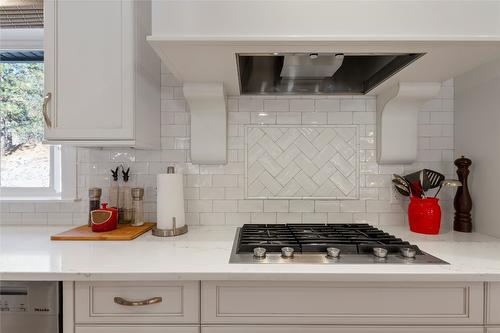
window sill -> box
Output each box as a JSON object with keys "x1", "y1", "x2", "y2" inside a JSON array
[{"x1": 0, "y1": 197, "x2": 81, "y2": 203}]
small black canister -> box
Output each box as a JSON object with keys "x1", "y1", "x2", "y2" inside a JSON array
[{"x1": 88, "y1": 188, "x2": 102, "y2": 226}]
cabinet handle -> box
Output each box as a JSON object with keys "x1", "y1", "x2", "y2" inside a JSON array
[
  {"x1": 42, "y1": 93, "x2": 52, "y2": 128},
  {"x1": 113, "y1": 296, "x2": 162, "y2": 306}
]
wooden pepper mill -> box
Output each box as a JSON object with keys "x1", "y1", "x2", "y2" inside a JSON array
[{"x1": 453, "y1": 156, "x2": 472, "y2": 232}]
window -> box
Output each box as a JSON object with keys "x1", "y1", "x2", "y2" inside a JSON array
[{"x1": 0, "y1": 28, "x2": 76, "y2": 200}]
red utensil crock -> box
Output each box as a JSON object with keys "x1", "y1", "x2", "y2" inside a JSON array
[
  {"x1": 408, "y1": 197, "x2": 441, "y2": 235},
  {"x1": 91, "y1": 203, "x2": 118, "y2": 232}
]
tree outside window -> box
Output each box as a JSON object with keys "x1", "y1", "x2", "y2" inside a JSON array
[{"x1": 0, "y1": 61, "x2": 50, "y2": 187}]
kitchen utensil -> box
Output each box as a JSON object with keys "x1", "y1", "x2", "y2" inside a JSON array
[
  {"x1": 404, "y1": 171, "x2": 424, "y2": 198},
  {"x1": 434, "y1": 179, "x2": 462, "y2": 198},
  {"x1": 392, "y1": 180, "x2": 410, "y2": 196},
  {"x1": 393, "y1": 174, "x2": 411, "y2": 189},
  {"x1": 424, "y1": 169, "x2": 445, "y2": 190},
  {"x1": 420, "y1": 170, "x2": 428, "y2": 197},
  {"x1": 51, "y1": 222, "x2": 155, "y2": 241},
  {"x1": 91, "y1": 203, "x2": 118, "y2": 232}
]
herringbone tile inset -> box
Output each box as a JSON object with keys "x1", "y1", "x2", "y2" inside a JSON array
[{"x1": 245, "y1": 125, "x2": 359, "y2": 199}]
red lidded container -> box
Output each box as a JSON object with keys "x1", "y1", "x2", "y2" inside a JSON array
[
  {"x1": 408, "y1": 197, "x2": 441, "y2": 235},
  {"x1": 91, "y1": 203, "x2": 118, "y2": 232}
]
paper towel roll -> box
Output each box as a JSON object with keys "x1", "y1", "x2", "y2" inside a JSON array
[{"x1": 157, "y1": 173, "x2": 185, "y2": 230}]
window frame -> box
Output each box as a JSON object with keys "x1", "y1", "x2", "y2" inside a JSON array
[{"x1": 0, "y1": 28, "x2": 77, "y2": 201}]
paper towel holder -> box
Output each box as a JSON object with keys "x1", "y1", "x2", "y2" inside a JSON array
[{"x1": 152, "y1": 217, "x2": 188, "y2": 237}]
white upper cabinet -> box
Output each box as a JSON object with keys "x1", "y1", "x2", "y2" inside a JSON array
[{"x1": 44, "y1": 0, "x2": 161, "y2": 148}]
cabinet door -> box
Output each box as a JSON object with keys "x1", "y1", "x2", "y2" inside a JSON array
[
  {"x1": 76, "y1": 326, "x2": 200, "y2": 333},
  {"x1": 488, "y1": 282, "x2": 500, "y2": 324},
  {"x1": 202, "y1": 326, "x2": 483, "y2": 333},
  {"x1": 44, "y1": 0, "x2": 134, "y2": 141}
]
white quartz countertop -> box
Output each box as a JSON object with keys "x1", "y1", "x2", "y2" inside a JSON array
[{"x1": 1, "y1": 225, "x2": 500, "y2": 282}]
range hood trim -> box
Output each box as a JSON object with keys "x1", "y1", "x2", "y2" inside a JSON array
[
  {"x1": 183, "y1": 82, "x2": 227, "y2": 165},
  {"x1": 377, "y1": 82, "x2": 441, "y2": 165}
]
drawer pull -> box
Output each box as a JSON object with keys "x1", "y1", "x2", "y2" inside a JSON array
[{"x1": 113, "y1": 296, "x2": 162, "y2": 306}]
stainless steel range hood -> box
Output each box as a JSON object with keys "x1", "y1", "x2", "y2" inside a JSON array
[{"x1": 238, "y1": 53, "x2": 424, "y2": 95}]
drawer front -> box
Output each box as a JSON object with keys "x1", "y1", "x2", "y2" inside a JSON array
[
  {"x1": 488, "y1": 282, "x2": 500, "y2": 324},
  {"x1": 201, "y1": 281, "x2": 484, "y2": 325},
  {"x1": 76, "y1": 326, "x2": 200, "y2": 333},
  {"x1": 75, "y1": 281, "x2": 199, "y2": 324},
  {"x1": 202, "y1": 326, "x2": 484, "y2": 333}
]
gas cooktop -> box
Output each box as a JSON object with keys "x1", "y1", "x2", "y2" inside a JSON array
[{"x1": 229, "y1": 224, "x2": 448, "y2": 264}]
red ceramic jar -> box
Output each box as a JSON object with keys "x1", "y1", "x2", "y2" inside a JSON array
[
  {"x1": 91, "y1": 203, "x2": 118, "y2": 232},
  {"x1": 408, "y1": 197, "x2": 441, "y2": 235}
]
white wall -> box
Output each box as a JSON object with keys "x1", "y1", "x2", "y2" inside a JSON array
[
  {"x1": 455, "y1": 57, "x2": 500, "y2": 237},
  {"x1": 0, "y1": 64, "x2": 455, "y2": 228}
]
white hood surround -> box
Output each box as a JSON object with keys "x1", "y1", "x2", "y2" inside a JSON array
[{"x1": 148, "y1": 0, "x2": 500, "y2": 164}]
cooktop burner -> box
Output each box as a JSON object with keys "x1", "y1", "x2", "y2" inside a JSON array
[{"x1": 229, "y1": 224, "x2": 448, "y2": 264}]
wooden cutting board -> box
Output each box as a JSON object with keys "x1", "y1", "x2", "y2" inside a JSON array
[{"x1": 51, "y1": 222, "x2": 155, "y2": 241}]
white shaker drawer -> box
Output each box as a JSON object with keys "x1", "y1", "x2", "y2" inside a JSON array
[
  {"x1": 202, "y1": 326, "x2": 484, "y2": 333},
  {"x1": 76, "y1": 326, "x2": 200, "y2": 333},
  {"x1": 488, "y1": 282, "x2": 500, "y2": 324},
  {"x1": 75, "y1": 281, "x2": 199, "y2": 324},
  {"x1": 201, "y1": 281, "x2": 484, "y2": 325}
]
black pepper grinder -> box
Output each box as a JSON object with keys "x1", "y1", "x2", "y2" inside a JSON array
[
  {"x1": 453, "y1": 156, "x2": 473, "y2": 232},
  {"x1": 88, "y1": 188, "x2": 102, "y2": 226}
]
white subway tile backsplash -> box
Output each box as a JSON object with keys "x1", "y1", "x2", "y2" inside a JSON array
[
  {"x1": 264, "y1": 200, "x2": 289, "y2": 212},
  {"x1": 251, "y1": 212, "x2": 276, "y2": 224},
  {"x1": 340, "y1": 200, "x2": 366, "y2": 213},
  {"x1": 47, "y1": 213, "x2": 74, "y2": 225},
  {"x1": 327, "y1": 112, "x2": 353, "y2": 124},
  {"x1": 200, "y1": 212, "x2": 225, "y2": 225},
  {"x1": 1, "y1": 67, "x2": 455, "y2": 228},
  {"x1": 302, "y1": 112, "x2": 327, "y2": 124},
  {"x1": 341, "y1": 99, "x2": 365, "y2": 112},
  {"x1": 277, "y1": 112, "x2": 302, "y2": 124},
  {"x1": 213, "y1": 200, "x2": 238, "y2": 212},
  {"x1": 302, "y1": 212, "x2": 327, "y2": 222},
  {"x1": 315, "y1": 99, "x2": 340, "y2": 112},
  {"x1": 290, "y1": 99, "x2": 314, "y2": 112},
  {"x1": 212, "y1": 175, "x2": 238, "y2": 187},
  {"x1": 0, "y1": 213, "x2": 22, "y2": 225},
  {"x1": 186, "y1": 175, "x2": 212, "y2": 187},
  {"x1": 22, "y1": 213, "x2": 48, "y2": 225},
  {"x1": 187, "y1": 200, "x2": 212, "y2": 212},
  {"x1": 239, "y1": 98, "x2": 264, "y2": 112},
  {"x1": 225, "y1": 212, "x2": 250, "y2": 225},
  {"x1": 290, "y1": 200, "x2": 314, "y2": 212},
  {"x1": 314, "y1": 201, "x2": 340, "y2": 212},
  {"x1": 277, "y1": 212, "x2": 302, "y2": 223},
  {"x1": 264, "y1": 99, "x2": 289, "y2": 112},
  {"x1": 238, "y1": 200, "x2": 263, "y2": 212}
]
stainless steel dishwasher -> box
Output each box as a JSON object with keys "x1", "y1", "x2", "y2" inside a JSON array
[{"x1": 0, "y1": 281, "x2": 60, "y2": 333}]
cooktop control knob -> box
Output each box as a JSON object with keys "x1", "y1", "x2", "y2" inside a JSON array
[
  {"x1": 253, "y1": 247, "x2": 267, "y2": 259},
  {"x1": 281, "y1": 247, "x2": 294, "y2": 259},
  {"x1": 326, "y1": 247, "x2": 341, "y2": 258},
  {"x1": 373, "y1": 247, "x2": 388, "y2": 259},
  {"x1": 400, "y1": 247, "x2": 416, "y2": 259}
]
